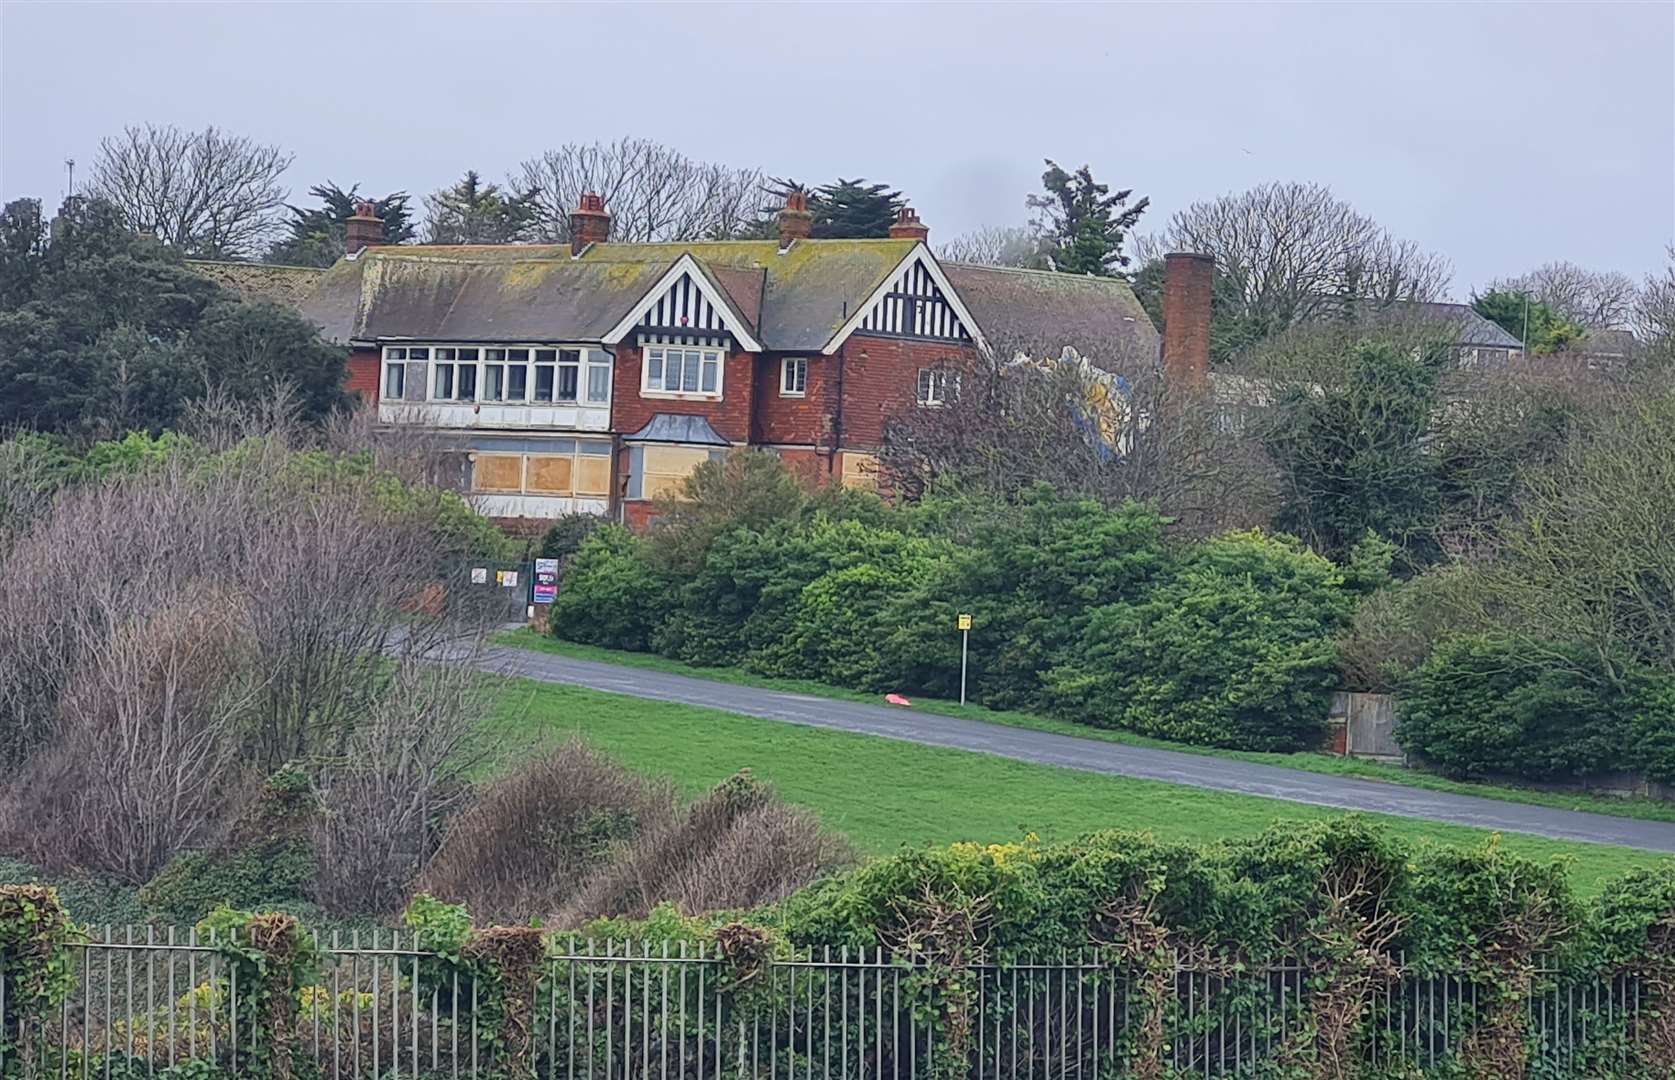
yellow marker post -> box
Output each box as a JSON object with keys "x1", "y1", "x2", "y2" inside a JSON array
[{"x1": 957, "y1": 614, "x2": 972, "y2": 704}]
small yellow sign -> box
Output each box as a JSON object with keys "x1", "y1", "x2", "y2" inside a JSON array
[{"x1": 957, "y1": 614, "x2": 972, "y2": 631}]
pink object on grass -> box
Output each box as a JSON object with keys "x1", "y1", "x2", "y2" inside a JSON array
[{"x1": 885, "y1": 693, "x2": 913, "y2": 707}]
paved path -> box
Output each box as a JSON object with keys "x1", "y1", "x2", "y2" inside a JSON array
[{"x1": 486, "y1": 645, "x2": 1675, "y2": 853}]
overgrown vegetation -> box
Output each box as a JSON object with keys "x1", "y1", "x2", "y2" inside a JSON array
[{"x1": 551, "y1": 460, "x2": 1359, "y2": 752}]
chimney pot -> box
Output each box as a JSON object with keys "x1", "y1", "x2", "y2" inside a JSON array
[
  {"x1": 569, "y1": 192, "x2": 612, "y2": 255},
  {"x1": 1161, "y1": 252, "x2": 1214, "y2": 391},
  {"x1": 777, "y1": 189, "x2": 813, "y2": 250},
  {"x1": 345, "y1": 200, "x2": 384, "y2": 255},
  {"x1": 887, "y1": 206, "x2": 929, "y2": 242}
]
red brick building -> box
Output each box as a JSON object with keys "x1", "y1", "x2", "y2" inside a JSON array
[{"x1": 250, "y1": 194, "x2": 1197, "y2": 528}]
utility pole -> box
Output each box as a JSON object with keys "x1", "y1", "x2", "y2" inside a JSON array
[{"x1": 65, "y1": 158, "x2": 75, "y2": 198}]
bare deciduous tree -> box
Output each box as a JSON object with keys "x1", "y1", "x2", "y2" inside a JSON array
[
  {"x1": 937, "y1": 225, "x2": 1044, "y2": 268},
  {"x1": 880, "y1": 320, "x2": 1274, "y2": 536},
  {"x1": 516, "y1": 137, "x2": 764, "y2": 243},
  {"x1": 1489, "y1": 260, "x2": 1642, "y2": 329},
  {"x1": 1634, "y1": 246, "x2": 1675, "y2": 355},
  {"x1": 1135, "y1": 181, "x2": 1453, "y2": 334},
  {"x1": 87, "y1": 124, "x2": 293, "y2": 258}
]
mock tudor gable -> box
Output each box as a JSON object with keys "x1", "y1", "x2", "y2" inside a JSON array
[
  {"x1": 823, "y1": 246, "x2": 986, "y2": 355},
  {"x1": 601, "y1": 254, "x2": 764, "y2": 352}
]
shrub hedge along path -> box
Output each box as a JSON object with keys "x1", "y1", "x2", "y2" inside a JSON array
[{"x1": 484, "y1": 642, "x2": 1675, "y2": 855}]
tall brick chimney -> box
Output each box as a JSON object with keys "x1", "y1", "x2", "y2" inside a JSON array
[
  {"x1": 569, "y1": 192, "x2": 611, "y2": 255},
  {"x1": 777, "y1": 189, "x2": 813, "y2": 250},
  {"x1": 345, "y1": 201, "x2": 383, "y2": 256},
  {"x1": 1161, "y1": 252, "x2": 1214, "y2": 390},
  {"x1": 888, "y1": 207, "x2": 929, "y2": 242}
]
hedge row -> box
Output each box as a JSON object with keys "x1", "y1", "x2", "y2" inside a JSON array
[
  {"x1": 1398, "y1": 634, "x2": 1675, "y2": 784},
  {"x1": 550, "y1": 480, "x2": 1359, "y2": 752}
]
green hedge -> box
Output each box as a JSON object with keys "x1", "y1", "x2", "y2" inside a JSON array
[
  {"x1": 550, "y1": 475, "x2": 1355, "y2": 753},
  {"x1": 1398, "y1": 635, "x2": 1675, "y2": 782}
]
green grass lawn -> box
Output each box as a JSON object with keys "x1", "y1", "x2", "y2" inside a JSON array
[
  {"x1": 497, "y1": 630, "x2": 1675, "y2": 826},
  {"x1": 485, "y1": 676, "x2": 1671, "y2": 898}
]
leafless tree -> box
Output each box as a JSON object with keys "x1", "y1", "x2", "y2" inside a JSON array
[
  {"x1": 879, "y1": 323, "x2": 1274, "y2": 535},
  {"x1": 516, "y1": 137, "x2": 764, "y2": 243},
  {"x1": 1634, "y1": 246, "x2": 1675, "y2": 355},
  {"x1": 1135, "y1": 181, "x2": 1452, "y2": 333},
  {"x1": 938, "y1": 225, "x2": 1044, "y2": 268},
  {"x1": 87, "y1": 124, "x2": 292, "y2": 258},
  {"x1": 1489, "y1": 260, "x2": 1641, "y2": 329},
  {"x1": 311, "y1": 656, "x2": 491, "y2": 915}
]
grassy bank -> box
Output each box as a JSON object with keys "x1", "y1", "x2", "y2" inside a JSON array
[
  {"x1": 485, "y1": 676, "x2": 1669, "y2": 897},
  {"x1": 497, "y1": 630, "x2": 1675, "y2": 826}
]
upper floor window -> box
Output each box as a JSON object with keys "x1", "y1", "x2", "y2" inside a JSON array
[
  {"x1": 644, "y1": 346, "x2": 722, "y2": 397},
  {"x1": 383, "y1": 344, "x2": 610, "y2": 406},
  {"x1": 780, "y1": 357, "x2": 807, "y2": 397},
  {"x1": 917, "y1": 367, "x2": 953, "y2": 407}
]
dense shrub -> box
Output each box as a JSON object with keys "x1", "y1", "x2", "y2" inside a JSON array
[
  {"x1": 559, "y1": 769, "x2": 854, "y2": 924},
  {"x1": 1044, "y1": 531, "x2": 1353, "y2": 750},
  {"x1": 416, "y1": 741, "x2": 677, "y2": 924},
  {"x1": 1398, "y1": 635, "x2": 1675, "y2": 780},
  {"x1": 536, "y1": 512, "x2": 605, "y2": 564},
  {"x1": 140, "y1": 767, "x2": 319, "y2": 923},
  {"x1": 547, "y1": 526, "x2": 669, "y2": 651}
]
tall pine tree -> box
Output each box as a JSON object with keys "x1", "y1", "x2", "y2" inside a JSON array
[
  {"x1": 763, "y1": 177, "x2": 905, "y2": 238},
  {"x1": 1027, "y1": 161, "x2": 1148, "y2": 276},
  {"x1": 422, "y1": 171, "x2": 539, "y2": 245},
  {"x1": 265, "y1": 182, "x2": 415, "y2": 267}
]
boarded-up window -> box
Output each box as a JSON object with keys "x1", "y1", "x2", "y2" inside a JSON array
[
  {"x1": 525, "y1": 455, "x2": 574, "y2": 495},
  {"x1": 574, "y1": 455, "x2": 611, "y2": 496},
  {"x1": 841, "y1": 452, "x2": 879, "y2": 491},
  {"x1": 641, "y1": 446, "x2": 713, "y2": 501},
  {"x1": 473, "y1": 454, "x2": 523, "y2": 493}
]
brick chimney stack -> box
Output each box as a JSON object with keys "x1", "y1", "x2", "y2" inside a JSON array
[
  {"x1": 345, "y1": 201, "x2": 384, "y2": 256},
  {"x1": 777, "y1": 189, "x2": 813, "y2": 250},
  {"x1": 569, "y1": 192, "x2": 611, "y2": 255},
  {"x1": 1161, "y1": 252, "x2": 1214, "y2": 391},
  {"x1": 888, "y1": 207, "x2": 929, "y2": 242}
]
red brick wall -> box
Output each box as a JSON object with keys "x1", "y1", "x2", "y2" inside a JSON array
[
  {"x1": 836, "y1": 334, "x2": 980, "y2": 450},
  {"x1": 610, "y1": 342, "x2": 754, "y2": 443},
  {"x1": 345, "y1": 347, "x2": 381, "y2": 404},
  {"x1": 774, "y1": 446, "x2": 832, "y2": 487},
  {"x1": 753, "y1": 353, "x2": 833, "y2": 447},
  {"x1": 621, "y1": 500, "x2": 659, "y2": 532}
]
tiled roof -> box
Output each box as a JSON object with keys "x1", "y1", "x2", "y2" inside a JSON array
[
  {"x1": 1356, "y1": 300, "x2": 1524, "y2": 349},
  {"x1": 185, "y1": 260, "x2": 327, "y2": 307},
  {"x1": 297, "y1": 240, "x2": 918, "y2": 351},
  {"x1": 943, "y1": 263, "x2": 1160, "y2": 370}
]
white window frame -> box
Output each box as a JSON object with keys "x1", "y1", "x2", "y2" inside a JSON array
[
  {"x1": 381, "y1": 344, "x2": 611, "y2": 407},
  {"x1": 916, "y1": 367, "x2": 953, "y2": 407},
  {"x1": 642, "y1": 345, "x2": 724, "y2": 399},
  {"x1": 780, "y1": 356, "x2": 808, "y2": 397}
]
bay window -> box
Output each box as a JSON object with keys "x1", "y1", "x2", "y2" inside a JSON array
[
  {"x1": 643, "y1": 346, "x2": 722, "y2": 396},
  {"x1": 381, "y1": 344, "x2": 612, "y2": 407}
]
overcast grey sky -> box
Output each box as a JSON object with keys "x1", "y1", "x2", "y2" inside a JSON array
[{"x1": 2, "y1": 1, "x2": 1671, "y2": 295}]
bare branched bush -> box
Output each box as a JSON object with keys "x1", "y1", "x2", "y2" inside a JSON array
[
  {"x1": 415, "y1": 741, "x2": 678, "y2": 924},
  {"x1": 0, "y1": 594, "x2": 260, "y2": 883},
  {"x1": 557, "y1": 770, "x2": 855, "y2": 925},
  {"x1": 311, "y1": 658, "x2": 491, "y2": 916},
  {"x1": 321, "y1": 406, "x2": 469, "y2": 491},
  {"x1": 0, "y1": 429, "x2": 502, "y2": 899}
]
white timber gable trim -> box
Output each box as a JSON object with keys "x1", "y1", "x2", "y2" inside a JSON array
[
  {"x1": 601, "y1": 254, "x2": 763, "y2": 352},
  {"x1": 822, "y1": 245, "x2": 987, "y2": 356}
]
